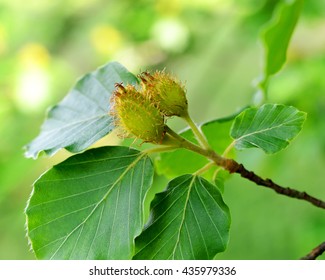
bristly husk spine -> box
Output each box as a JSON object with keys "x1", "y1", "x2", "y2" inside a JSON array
[
  {"x1": 110, "y1": 83, "x2": 166, "y2": 144},
  {"x1": 139, "y1": 70, "x2": 188, "y2": 118}
]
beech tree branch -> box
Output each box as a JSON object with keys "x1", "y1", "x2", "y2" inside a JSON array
[
  {"x1": 222, "y1": 158, "x2": 325, "y2": 210},
  {"x1": 169, "y1": 128, "x2": 325, "y2": 210},
  {"x1": 300, "y1": 241, "x2": 325, "y2": 260}
]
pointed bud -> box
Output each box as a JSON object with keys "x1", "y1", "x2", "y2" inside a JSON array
[
  {"x1": 139, "y1": 71, "x2": 188, "y2": 117},
  {"x1": 110, "y1": 83, "x2": 165, "y2": 144}
]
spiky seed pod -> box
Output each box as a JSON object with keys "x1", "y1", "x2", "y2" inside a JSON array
[
  {"x1": 110, "y1": 83, "x2": 165, "y2": 144},
  {"x1": 139, "y1": 71, "x2": 188, "y2": 117}
]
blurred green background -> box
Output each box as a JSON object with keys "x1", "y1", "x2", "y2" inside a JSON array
[{"x1": 1, "y1": 0, "x2": 325, "y2": 259}]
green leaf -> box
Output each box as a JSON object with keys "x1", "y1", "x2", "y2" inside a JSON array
[
  {"x1": 155, "y1": 113, "x2": 239, "y2": 179},
  {"x1": 25, "y1": 62, "x2": 138, "y2": 159},
  {"x1": 26, "y1": 146, "x2": 153, "y2": 259},
  {"x1": 230, "y1": 104, "x2": 306, "y2": 154},
  {"x1": 261, "y1": 0, "x2": 303, "y2": 76},
  {"x1": 134, "y1": 175, "x2": 230, "y2": 260}
]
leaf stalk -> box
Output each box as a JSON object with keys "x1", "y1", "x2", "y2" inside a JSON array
[
  {"x1": 183, "y1": 111, "x2": 212, "y2": 151},
  {"x1": 165, "y1": 125, "x2": 325, "y2": 210}
]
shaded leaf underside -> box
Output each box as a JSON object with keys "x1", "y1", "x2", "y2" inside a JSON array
[{"x1": 25, "y1": 62, "x2": 138, "y2": 159}]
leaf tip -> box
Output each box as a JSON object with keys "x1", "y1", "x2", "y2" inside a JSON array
[{"x1": 23, "y1": 144, "x2": 37, "y2": 159}]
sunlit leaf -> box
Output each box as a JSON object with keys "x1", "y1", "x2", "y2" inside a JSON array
[
  {"x1": 134, "y1": 175, "x2": 230, "y2": 260},
  {"x1": 25, "y1": 62, "x2": 138, "y2": 159},
  {"x1": 26, "y1": 146, "x2": 153, "y2": 259},
  {"x1": 256, "y1": 0, "x2": 303, "y2": 101},
  {"x1": 230, "y1": 104, "x2": 306, "y2": 154},
  {"x1": 261, "y1": 0, "x2": 303, "y2": 76}
]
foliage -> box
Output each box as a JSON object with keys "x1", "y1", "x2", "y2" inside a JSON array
[
  {"x1": 255, "y1": 0, "x2": 303, "y2": 103},
  {"x1": 1, "y1": 0, "x2": 325, "y2": 260},
  {"x1": 25, "y1": 63, "x2": 138, "y2": 158},
  {"x1": 259, "y1": 0, "x2": 303, "y2": 85},
  {"x1": 27, "y1": 146, "x2": 153, "y2": 259},
  {"x1": 230, "y1": 104, "x2": 306, "y2": 154},
  {"x1": 134, "y1": 175, "x2": 230, "y2": 260},
  {"x1": 24, "y1": 58, "x2": 310, "y2": 259},
  {"x1": 24, "y1": 0, "x2": 318, "y2": 258}
]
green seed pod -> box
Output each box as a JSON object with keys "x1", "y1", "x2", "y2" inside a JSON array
[
  {"x1": 139, "y1": 71, "x2": 188, "y2": 117},
  {"x1": 110, "y1": 83, "x2": 165, "y2": 144}
]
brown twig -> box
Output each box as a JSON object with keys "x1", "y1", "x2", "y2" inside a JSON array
[
  {"x1": 222, "y1": 158, "x2": 325, "y2": 210},
  {"x1": 300, "y1": 242, "x2": 325, "y2": 260},
  {"x1": 166, "y1": 126, "x2": 325, "y2": 210}
]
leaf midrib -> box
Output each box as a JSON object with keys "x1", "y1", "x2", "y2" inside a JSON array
[
  {"x1": 235, "y1": 116, "x2": 302, "y2": 142},
  {"x1": 42, "y1": 113, "x2": 109, "y2": 134},
  {"x1": 171, "y1": 175, "x2": 196, "y2": 259}
]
